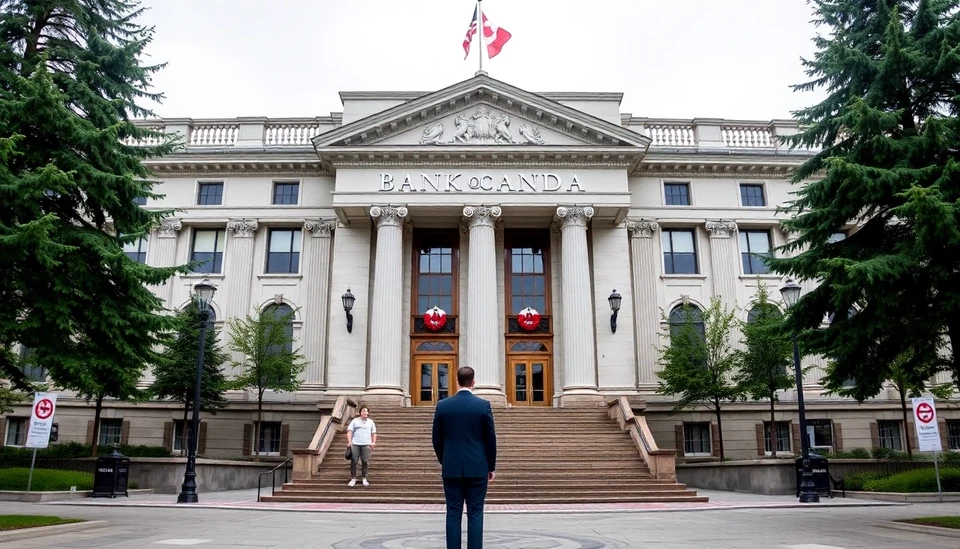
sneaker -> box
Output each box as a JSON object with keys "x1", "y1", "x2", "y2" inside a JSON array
[
  {"x1": 362, "y1": 478, "x2": 370, "y2": 487},
  {"x1": 347, "y1": 479, "x2": 356, "y2": 487}
]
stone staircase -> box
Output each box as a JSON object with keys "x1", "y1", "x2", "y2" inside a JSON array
[{"x1": 263, "y1": 406, "x2": 707, "y2": 504}]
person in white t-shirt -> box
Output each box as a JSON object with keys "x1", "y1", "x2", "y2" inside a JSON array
[{"x1": 346, "y1": 405, "x2": 377, "y2": 487}]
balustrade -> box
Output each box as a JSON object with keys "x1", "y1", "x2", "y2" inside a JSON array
[
  {"x1": 189, "y1": 123, "x2": 239, "y2": 146},
  {"x1": 722, "y1": 124, "x2": 775, "y2": 148},
  {"x1": 265, "y1": 121, "x2": 322, "y2": 146}
]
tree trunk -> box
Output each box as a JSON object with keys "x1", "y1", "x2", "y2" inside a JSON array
[
  {"x1": 899, "y1": 384, "x2": 912, "y2": 458},
  {"x1": 254, "y1": 393, "x2": 263, "y2": 463},
  {"x1": 769, "y1": 393, "x2": 777, "y2": 459},
  {"x1": 181, "y1": 400, "x2": 190, "y2": 457},
  {"x1": 714, "y1": 402, "x2": 725, "y2": 460},
  {"x1": 90, "y1": 395, "x2": 103, "y2": 458}
]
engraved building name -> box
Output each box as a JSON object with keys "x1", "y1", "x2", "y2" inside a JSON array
[{"x1": 379, "y1": 172, "x2": 586, "y2": 193}]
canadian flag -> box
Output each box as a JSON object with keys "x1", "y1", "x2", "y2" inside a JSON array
[{"x1": 462, "y1": 7, "x2": 512, "y2": 59}]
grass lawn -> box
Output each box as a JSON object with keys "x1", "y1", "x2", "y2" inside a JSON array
[
  {"x1": 0, "y1": 515, "x2": 83, "y2": 531},
  {"x1": 899, "y1": 517, "x2": 960, "y2": 529},
  {"x1": 0, "y1": 468, "x2": 93, "y2": 492}
]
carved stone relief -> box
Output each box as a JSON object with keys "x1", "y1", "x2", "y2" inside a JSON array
[
  {"x1": 419, "y1": 106, "x2": 548, "y2": 146},
  {"x1": 627, "y1": 219, "x2": 660, "y2": 238},
  {"x1": 227, "y1": 218, "x2": 259, "y2": 238},
  {"x1": 705, "y1": 220, "x2": 738, "y2": 238},
  {"x1": 156, "y1": 218, "x2": 182, "y2": 238}
]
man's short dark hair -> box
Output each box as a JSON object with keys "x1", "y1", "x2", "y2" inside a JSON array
[{"x1": 457, "y1": 366, "x2": 475, "y2": 387}]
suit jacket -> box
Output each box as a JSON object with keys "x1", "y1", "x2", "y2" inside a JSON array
[{"x1": 432, "y1": 390, "x2": 497, "y2": 479}]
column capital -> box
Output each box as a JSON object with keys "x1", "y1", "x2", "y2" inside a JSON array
[
  {"x1": 462, "y1": 205, "x2": 502, "y2": 229},
  {"x1": 304, "y1": 219, "x2": 336, "y2": 238},
  {"x1": 370, "y1": 205, "x2": 408, "y2": 228},
  {"x1": 226, "y1": 218, "x2": 259, "y2": 238},
  {"x1": 627, "y1": 219, "x2": 659, "y2": 238},
  {"x1": 155, "y1": 217, "x2": 182, "y2": 238},
  {"x1": 705, "y1": 220, "x2": 738, "y2": 238},
  {"x1": 555, "y1": 206, "x2": 594, "y2": 228}
]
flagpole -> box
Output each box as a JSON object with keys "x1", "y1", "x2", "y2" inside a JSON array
[{"x1": 477, "y1": 0, "x2": 484, "y2": 74}]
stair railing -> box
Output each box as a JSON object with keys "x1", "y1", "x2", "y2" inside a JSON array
[
  {"x1": 291, "y1": 395, "x2": 358, "y2": 480},
  {"x1": 608, "y1": 396, "x2": 677, "y2": 480},
  {"x1": 257, "y1": 457, "x2": 292, "y2": 502}
]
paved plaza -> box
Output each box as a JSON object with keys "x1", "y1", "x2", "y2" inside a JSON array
[{"x1": 0, "y1": 489, "x2": 958, "y2": 548}]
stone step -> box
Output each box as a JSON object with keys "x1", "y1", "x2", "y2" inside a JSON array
[
  {"x1": 273, "y1": 488, "x2": 694, "y2": 498},
  {"x1": 283, "y1": 482, "x2": 685, "y2": 491},
  {"x1": 261, "y1": 494, "x2": 708, "y2": 504}
]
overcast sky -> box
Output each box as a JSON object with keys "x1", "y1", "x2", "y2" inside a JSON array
[{"x1": 138, "y1": 0, "x2": 827, "y2": 121}]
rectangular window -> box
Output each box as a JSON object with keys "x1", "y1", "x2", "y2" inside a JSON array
[
  {"x1": 506, "y1": 232, "x2": 549, "y2": 315},
  {"x1": 134, "y1": 195, "x2": 147, "y2": 206},
  {"x1": 739, "y1": 230, "x2": 772, "y2": 274},
  {"x1": 948, "y1": 421, "x2": 960, "y2": 451},
  {"x1": 272, "y1": 182, "x2": 299, "y2": 205},
  {"x1": 18, "y1": 347, "x2": 46, "y2": 382},
  {"x1": 807, "y1": 419, "x2": 834, "y2": 451},
  {"x1": 191, "y1": 229, "x2": 226, "y2": 273},
  {"x1": 664, "y1": 183, "x2": 691, "y2": 206},
  {"x1": 173, "y1": 421, "x2": 194, "y2": 453},
  {"x1": 662, "y1": 229, "x2": 698, "y2": 274},
  {"x1": 255, "y1": 421, "x2": 282, "y2": 455},
  {"x1": 683, "y1": 422, "x2": 712, "y2": 456},
  {"x1": 764, "y1": 421, "x2": 792, "y2": 453},
  {"x1": 4, "y1": 418, "x2": 27, "y2": 446},
  {"x1": 266, "y1": 229, "x2": 302, "y2": 274},
  {"x1": 828, "y1": 232, "x2": 847, "y2": 243},
  {"x1": 197, "y1": 182, "x2": 223, "y2": 205},
  {"x1": 415, "y1": 232, "x2": 456, "y2": 314},
  {"x1": 877, "y1": 420, "x2": 903, "y2": 451},
  {"x1": 740, "y1": 184, "x2": 766, "y2": 207},
  {"x1": 99, "y1": 419, "x2": 123, "y2": 446},
  {"x1": 123, "y1": 237, "x2": 148, "y2": 264}
]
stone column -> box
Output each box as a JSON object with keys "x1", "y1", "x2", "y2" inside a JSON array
[
  {"x1": 225, "y1": 218, "x2": 259, "y2": 319},
  {"x1": 301, "y1": 219, "x2": 336, "y2": 387},
  {"x1": 152, "y1": 218, "x2": 182, "y2": 305},
  {"x1": 705, "y1": 220, "x2": 740, "y2": 309},
  {"x1": 627, "y1": 220, "x2": 661, "y2": 389},
  {"x1": 556, "y1": 206, "x2": 601, "y2": 406},
  {"x1": 366, "y1": 205, "x2": 407, "y2": 403},
  {"x1": 462, "y1": 205, "x2": 505, "y2": 403}
]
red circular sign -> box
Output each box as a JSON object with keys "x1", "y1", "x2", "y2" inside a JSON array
[
  {"x1": 34, "y1": 398, "x2": 54, "y2": 420},
  {"x1": 916, "y1": 402, "x2": 935, "y2": 424}
]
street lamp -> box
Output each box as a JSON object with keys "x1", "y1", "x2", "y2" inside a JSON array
[
  {"x1": 342, "y1": 288, "x2": 356, "y2": 333},
  {"x1": 780, "y1": 277, "x2": 819, "y2": 503},
  {"x1": 177, "y1": 278, "x2": 217, "y2": 503},
  {"x1": 608, "y1": 290, "x2": 622, "y2": 333}
]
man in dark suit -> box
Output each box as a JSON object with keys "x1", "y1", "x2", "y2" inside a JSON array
[{"x1": 432, "y1": 366, "x2": 497, "y2": 549}]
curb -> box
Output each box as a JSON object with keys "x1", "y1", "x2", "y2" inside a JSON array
[
  {"x1": 878, "y1": 520, "x2": 960, "y2": 538},
  {"x1": 0, "y1": 520, "x2": 108, "y2": 543}
]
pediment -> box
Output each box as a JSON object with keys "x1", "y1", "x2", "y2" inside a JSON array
[{"x1": 312, "y1": 74, "x2": 651, "y2": 151}]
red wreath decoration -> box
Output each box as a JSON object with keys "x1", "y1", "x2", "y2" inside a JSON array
[
  {"x1": 517, "y1": 307, "x2": 541, "y2": 331},
  {"x1": 423, "y1": 305, "x2": 448, "y2": 331}
]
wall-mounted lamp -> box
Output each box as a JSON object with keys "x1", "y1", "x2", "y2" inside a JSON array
[
  {"x1": 608, "y1": 289, "x2": 622, "y2": 333},
  {"x1": 341, "y1": 289, "x2": 356, "y2": 333}
]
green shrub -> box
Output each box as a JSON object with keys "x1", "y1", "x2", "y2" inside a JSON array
[
  {"x1": 861, "y1": 467, "x2": 960, "y2": 493},
  {"x1": 0, "y1": 468, "x2": 93, "y2": 491},
  {"x1": 0, "y1": 443, "x2": 169, "y2": 459},
  {"x1": 849, "y1": 448, "x2": 871, "y2": 459},
  {"x1": 939, "y1": 452, "x2": 960, "y2": 468},
  {"x1": 844, "y1": 471, "x2": 889, "y2": 491},
  {"x1": 871, "y1": 447, "x2": 912, "y2": 460}
]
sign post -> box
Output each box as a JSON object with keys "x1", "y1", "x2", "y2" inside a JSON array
[
  {"x1": 911, "y1": 396, "x2": 943, "y2": 503},
  {"x1": 24, "y1": 392, "x2": 57, "y2": 492}
]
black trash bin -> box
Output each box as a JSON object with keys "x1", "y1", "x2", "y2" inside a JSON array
[
  {"x1": 92, "y1": 446, "x2": 130, "y2": 498},
  {"x1": 795, "y1": 453, "x2": 831, "y2": 498}
]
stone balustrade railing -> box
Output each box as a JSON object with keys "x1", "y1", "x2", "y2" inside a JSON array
[{"x1": 126, "y1": 116, "x2": 804, "y2": 152}]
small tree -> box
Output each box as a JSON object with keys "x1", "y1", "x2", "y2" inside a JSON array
[
  {"x1": 656, "y1": 297, "x2": 743, "y2": 460},
  {"x1": 151, "y1": 301, "x2": 229, "y2": 455},
  {"x1": 887, "y1": 348, "x2": 938, "y2": 459},
  {"x1": 228, "y1": 306, "x2": 306, "y2": 461},
  {"x1": 734, "y1": 285, "x2": 795, "y2": 458},
  {"x1": 0, "y1": 385, "x2": 25, "y2": 415}
]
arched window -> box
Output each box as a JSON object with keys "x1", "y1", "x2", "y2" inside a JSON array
[
  {"x1": 668, "y1": 305, "x2": 705, "y2": 341},
  {"x1": 828, "y1": 306, "x2": 858, "y2": 326},
  {"x1": 261, "y1": 304, "x2": 294, "y2": 354},
  {"x1": 416, "y1": 341, "x2": 455, "y2": 352},
  {"x1": 510, "y1": 341, "x2": 548, "y2": 352},
  {"x1": 18, "y1": 347, "x2": 47, "y2": 382},
  {"x1": 747, "y1": 304, "x2": 782, "y2": 323}
]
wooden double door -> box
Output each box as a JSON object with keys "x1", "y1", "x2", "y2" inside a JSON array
[
  {"x1": 412, "y1": 355, "x2": 458, "y2": 406},
  {"x1": 507, "y1": 356, "x2": 552, "y2": 406}
]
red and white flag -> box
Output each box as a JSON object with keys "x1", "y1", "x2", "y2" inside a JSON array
[{"x1": 462, "y1": 6, "x2": 512, "y2": 59}]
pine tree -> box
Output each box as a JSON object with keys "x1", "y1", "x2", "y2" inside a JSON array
[
  {"x1": 0, "y1": 3, "x2": 182, "y2": 397},
  {"x1": 734, "y1": 285, "x2": 796, "y2": 458},
  {"x1": 151, "y1": 301, "x2": 229, "y2": 455},
  {"x1": 228, "y1": 307, "x2": 306, "y2": 461},
  {"x1": 772, "y1": 0, "x2": 960, "y2": 400},
  {"x1": 656, "y1": 297, "x2": 743, "y2": 460}
]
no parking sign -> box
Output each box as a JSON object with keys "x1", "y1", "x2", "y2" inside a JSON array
[
  {"x1": 25, "y1": 392, "x2": 57, "y2": 449},
  {"x1": 911, "y1": 397, "x2": 942, "y2": 452}
]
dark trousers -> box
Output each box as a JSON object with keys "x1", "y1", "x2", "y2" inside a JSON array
[
  {"x1": 442, "y1": 476, "x2": 488, "y2": 549},
  {"x1": 350, "y1": 444, "x2": 371, "y2": 478}
]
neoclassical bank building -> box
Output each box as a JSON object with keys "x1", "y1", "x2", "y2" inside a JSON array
[{"x1": 7, "y1": 74, "x2": 957, "y2": 461}]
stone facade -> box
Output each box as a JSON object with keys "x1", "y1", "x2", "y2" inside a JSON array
[{"x1": 5, "y1": 75, "x2": 958, "y2": 461}]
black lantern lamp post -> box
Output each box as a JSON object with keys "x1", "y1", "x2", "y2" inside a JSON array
[
  {"x1": 608, "y1": 290, "x2": 622, "y2": 333},
  {"x1": 177, "y1": 278, "x2": 217, "y2": 504},
  {"x1": 780, "y1": 277, "x2": 819, "y2": 504},
  {"x1": 342, "y1": 289, "x2": 356, "y2": 333}
]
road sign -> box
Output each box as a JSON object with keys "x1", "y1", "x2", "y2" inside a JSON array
[
  {"x1": 25, "y1": 392, "x2": 57, "y2": 449},
  {"x1": 911, "y1": 397, "x2": 942, "y2": 452}
]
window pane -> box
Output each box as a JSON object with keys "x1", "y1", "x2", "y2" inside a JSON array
[
  {"x1": 671, "y1": 231, "x2": 695, "y2": 253},
  {"x1": 270, "y1": 231, "x2": 293, "y2": 253},
  {"x1": 198, "y1": 183, "x2": 223, "y2": 205},
  {"x1": 748, "y1": 231, "x2": 770, "y2": 252},
  {"x1": 194, "y1": 230, "x2": 217, "y2": 252}
]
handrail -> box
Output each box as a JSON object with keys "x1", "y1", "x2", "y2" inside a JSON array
[
  {"x1": 256, "y1": 457, "x2": 292, "y2": 502},
  {"x1": 291, "y1": 395, "x2": 358, "y2": 481},
  {"x1": 608, "y1": 396, "x2": 677, "y2": 481}
]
